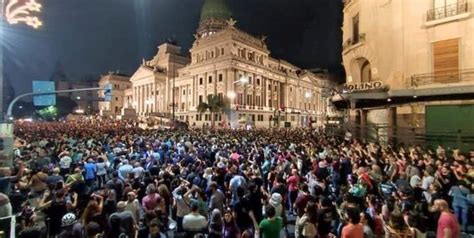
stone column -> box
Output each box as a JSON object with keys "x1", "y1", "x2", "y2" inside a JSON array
[
  {"x1": 138, "y1": 86, "x2": 142, "y2": 115},
  {"x1": 133, "y1": 87, "x2": 137, "y2": 110}
]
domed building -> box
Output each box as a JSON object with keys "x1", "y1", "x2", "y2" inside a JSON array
[{"x1": 123, "y1": 0, "x2": 331, "y2": 128}]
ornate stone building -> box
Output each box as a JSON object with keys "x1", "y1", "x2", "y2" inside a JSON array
[
  {"x1": 335, "y1": 0, "x2": 474, "y2": 148},
  {"x1": 127, "y1": 0, "x2": 330, "y2": 127},
  {"x1": 98, "y1": 72, "x2": 131, "y2": 116}
]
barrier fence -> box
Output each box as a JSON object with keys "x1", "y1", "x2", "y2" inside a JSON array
[{"x1": 325, "y1": 123, "x2": 474, "y2": 152}]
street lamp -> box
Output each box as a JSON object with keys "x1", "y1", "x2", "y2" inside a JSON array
[{"x1": 239, "y1": 76, "x2": 249, "y2": 84}]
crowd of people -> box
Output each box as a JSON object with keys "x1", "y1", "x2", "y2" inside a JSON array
[{"x1": 0, "y1": 118, "x2": 472, "y2": 238}]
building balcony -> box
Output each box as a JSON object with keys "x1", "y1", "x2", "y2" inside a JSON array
[
  {"x1": 426, "y1": 0, "x2": 469, "y2": 22},
  {"x1": 342, "y1": 33, "x2": 366, "y2": 54},
  {"x1": 410, "y1": 68, "x2": 474, "y2": 87}
]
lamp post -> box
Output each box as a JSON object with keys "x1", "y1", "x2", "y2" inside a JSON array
[
  {"x1": 0, "y1": 0, "x2": 4, "y2": 118},
  {"x1": 304, "y1": 91, "x2": 312, "y2": 127},
  {"x1": 171, "y1": 61, "x2": 175, "y2": 122}
]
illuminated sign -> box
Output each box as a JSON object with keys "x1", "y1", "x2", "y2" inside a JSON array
[{"x1": 344, "y1": 81, "x2": 384, "y2": 92}]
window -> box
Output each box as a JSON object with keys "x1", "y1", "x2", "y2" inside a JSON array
[
  {"x1": 352, "y1": 13, "x2": 360, "y2": 44},
  {"x1": 115, "y1": 97, "x2": 118, "y2": 101},
  {"x1": 256, "y1": 96, "x2": 260, "y2": 107},
  {"x1": 211, "y1": 51, "x2": 214, "y2": 58},
  {"x1": 199, "y1": 78, "x2": 203, "y2": 85},
  {"x1": 115, "y1": 106, "x2": 119, "y2": 113},
  {"x1": 205, "y1": 114, "x2": 209, "y2": 121},
  {"x1": 257, "y1": 115, "x2": 264, "y2": 121},
  {"x1": 218, "y1": 93, "x2": 223, "y2": 100},
  {"x1": 183, "y1": 90, "x2": 186, "y2": 95},
  {"x1": 199, "y1": 95, "x2": 203, "y2": 103},
  {"x1": 428, "y1": 0, "x2": 467, "y2": 21},
  {"x1": 247, "y1": 95, "x2": 252, "y2": 105},
  {"x1": 181, "y1": 103, "x2": 185, "y2": 110},
  {"x1": 238, "y1": 93, "x2": 243, "y2": 105},
  {"x1": 196, "y1": 114, "x2": 201, "y2": 121},
  {"x1": 268, "y1": 99, "x2": 272, "y2": 108},
  {"x1": 208, "y1": 76, "x2": 213, "y2": 84},
  {"x1": 251, "y1": 115, "x2": 255, "y2": 121},
  {"x1": 361, "y1": 60, "x2": 372, "y2": 83},
  {"x1": 290, "y1": 87, "x2": 293, "y2": 92},
  {"x1": 221, "y1": 48, "x2": 224, "y2": 55},
  {"x1": 156, "y1": 90, "x2": 159, "y2": 95},
  {"x1": 291, "y1": 116, "x2": 295, "y2": 121},
  {"x1": 218, "y1": 74, "x2": 223, "y2": 82},
  {"x1": 256, "y1": 78, "x2": 260, "y2": 85},
  {"x1": 268, "y1": 84, "x2": 271, "y2": 90},
  {"x1": 274, "y1": 85, "x2": 277, "y2": 91},
  {"x1": 432, "y1": 38, "x2": 459, "y2": 82}
]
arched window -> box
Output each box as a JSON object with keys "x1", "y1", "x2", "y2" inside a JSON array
[{"x1": 360, "y1": 60, "x2": 372, "y2": 83}]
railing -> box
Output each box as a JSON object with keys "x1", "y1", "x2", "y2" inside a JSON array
[
  {"x1": 427, "y1": 0, "x2": 469, "y2": 21},
  {"x1": 342, "y1": 33, "x2": 365, "y2": 52},
  {"x1": 325, "y1": 123, "x2": 474, "y2": 152},
  {"x1": 410, "y1": 68, "x2": 474, "y2": 87}
]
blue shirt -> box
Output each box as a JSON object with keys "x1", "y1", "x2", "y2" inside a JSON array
[
  {"x1": 84, "y1": 163, "x2": 97, "y2": 180},
  {"x1": 450, "y1": 186, "x2": 470, "y2": 208}
]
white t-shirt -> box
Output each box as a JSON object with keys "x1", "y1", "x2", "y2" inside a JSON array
[
  {"x1": 183, "y1": 213, "x2": 207, "y2": 232},
  {"x1": 59, "y1": 156, "x2": 72, "y2": 169}
]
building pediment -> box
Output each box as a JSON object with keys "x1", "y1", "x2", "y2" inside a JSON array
[{"x1": 130, "y1": 66, "x2": 164, "y2": 83}]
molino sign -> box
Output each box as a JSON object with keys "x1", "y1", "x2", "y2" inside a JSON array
[{"x1": 344, "y1": 81, "x2": 384, "y2": 92}]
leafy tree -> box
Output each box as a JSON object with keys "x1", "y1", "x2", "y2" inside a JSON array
[
  {"x1": 36, "y1": 106, "x2": 58, "y2": 120},
  {"x1": 197, "y1": 94, "x2": 229, "y2": 128}
]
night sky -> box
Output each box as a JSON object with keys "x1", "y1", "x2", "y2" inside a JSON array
[{"x1": 3, "y1": 0, "x2": 343, "y2": 95}]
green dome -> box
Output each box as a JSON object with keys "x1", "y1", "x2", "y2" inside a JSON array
[{"x1": 200, "y1": 0, "x2": 232, "y2": 22}]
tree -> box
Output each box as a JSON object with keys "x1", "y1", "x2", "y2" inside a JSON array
[
  {"x1": 36, "y1": 106, "x2": 58, "y2": 121},
  {"x1": 197, "y1": 94, "x2": 229, "y2": 128}
]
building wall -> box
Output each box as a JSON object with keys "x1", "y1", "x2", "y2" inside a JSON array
[
  {"x1": 342, "y1": 0, "x2": 474, "y2": 128},
  {"x1": 128, "y1": 28, "x2": 330, "y2": 128},
  {"x1": 343, "y1": 0, "x2": 473, "y2": 90},
  {"x1": 56, "y1": 80, "x2": 99, "y2": 114},
  {"x1": 98, "y1": 74, "x2": 131, "y2": 115}
]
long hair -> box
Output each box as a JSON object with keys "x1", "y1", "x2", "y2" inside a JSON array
[{"x1": 81, "y1": 200, "x2": 99, "y2": 225}]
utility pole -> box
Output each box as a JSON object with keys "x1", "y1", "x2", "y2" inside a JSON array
[{"x1": 0, "y1": 0, "x2": 5, "y2": 121}]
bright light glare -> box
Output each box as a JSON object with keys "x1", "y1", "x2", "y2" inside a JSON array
[
  {"x1": 227, "y1": 91, "x2": 236, "y2": 99},
  {"x1": 239, "y1": 76, "x2": 249, "y2": 84}
]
